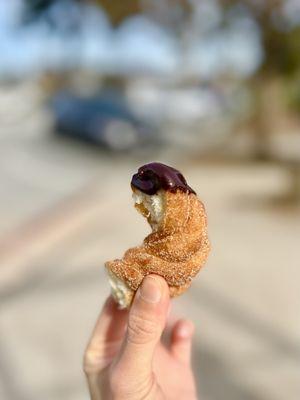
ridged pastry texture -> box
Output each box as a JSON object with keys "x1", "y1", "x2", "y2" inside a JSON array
[{"x1": 105, "y1": 188, "x2": 210, "y2": 308}]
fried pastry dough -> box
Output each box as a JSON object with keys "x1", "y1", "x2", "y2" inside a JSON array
[{"x1": 105, "y1": 162, "x2": 210, "y2": 308}]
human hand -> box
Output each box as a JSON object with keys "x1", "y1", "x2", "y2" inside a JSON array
[{"x1": 84, "y1": 275, "x2": 198, "y2": 399}]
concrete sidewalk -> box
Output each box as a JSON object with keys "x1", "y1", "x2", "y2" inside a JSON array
[
  {"x1": 0, "y1": 95, "x2": 299, "y2": 399},
  {"x1": 1, "y1": 138, "x2": 299, "y2": 400}
]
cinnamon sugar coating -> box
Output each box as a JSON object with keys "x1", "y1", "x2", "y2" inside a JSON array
[{"x1": 105, "y1": 190, "x2": 210, "y2": 305}]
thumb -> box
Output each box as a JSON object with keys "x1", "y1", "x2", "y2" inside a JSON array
[{"x1": 115, "y1": 275, "x2": 169, "y2": 378}]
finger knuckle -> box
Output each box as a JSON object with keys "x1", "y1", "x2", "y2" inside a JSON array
[
  {"x1": 83, "y1": 345, "x2": 105, "y2": 374},
  {"x1": 83, "y1": 348, "x2": 98, "y2": 374},
  {"x1": 127, "y1": 313, "x2": 158, "y2": 345}
]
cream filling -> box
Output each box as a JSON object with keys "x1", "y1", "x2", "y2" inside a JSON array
[
  {"x1": 106, "y1": 268, "x2": 133, "y2": 309},
  {"x1": 132, "y1": 189, "x2": 165, "y2": 231},
  {"x1": 107, "y1": 190, "x2": 165, "y2": 308}
]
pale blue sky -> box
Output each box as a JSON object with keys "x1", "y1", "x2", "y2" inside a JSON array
[{"x1": 0, "y1": 0, "x2": 290, "y2": 80}]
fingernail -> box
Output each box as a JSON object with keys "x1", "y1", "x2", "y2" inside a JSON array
[
  {"x1": 139, "y1": 276, "x2": 162, "y2": 304},
  {"x1": 177, "y1": 321, "x2": 194, "y2": 339}
]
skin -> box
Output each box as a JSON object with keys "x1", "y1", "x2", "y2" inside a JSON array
[{"x1": 84, "y1": 275, "x2": 198, "y2": 400}]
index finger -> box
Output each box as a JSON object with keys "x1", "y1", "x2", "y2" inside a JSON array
[{"x1": 84, "y1": 296, "x2": 128, "y2": 375}]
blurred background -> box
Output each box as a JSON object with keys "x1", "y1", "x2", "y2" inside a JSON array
[{"x1": 0, "y1": 0, "x2": 299, "y2": 399}]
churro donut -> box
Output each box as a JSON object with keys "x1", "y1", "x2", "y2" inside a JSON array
[{"x1": 105, "y1": 162, "x2": 210, "y2": 308}]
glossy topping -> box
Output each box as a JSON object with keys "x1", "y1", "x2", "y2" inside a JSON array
[{"x1": 131, "y1": 162, "x2": 196, "y2": 195}]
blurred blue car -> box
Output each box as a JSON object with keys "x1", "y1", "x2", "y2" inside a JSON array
[{"x1": 51, "y1": 91, "x2": 159, "y2": 151}]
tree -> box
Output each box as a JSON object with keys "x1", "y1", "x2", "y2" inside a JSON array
[
  {"x1": 219, "y1": 0, "x2": 300, "y2": 159},
  {"x1": 95, "y1": 0, "x2": 141, "y2": 26}
]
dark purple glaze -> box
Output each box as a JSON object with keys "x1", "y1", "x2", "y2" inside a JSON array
[{"x1": 131, "y1": 162, "x2": 196, "y2": 195}]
